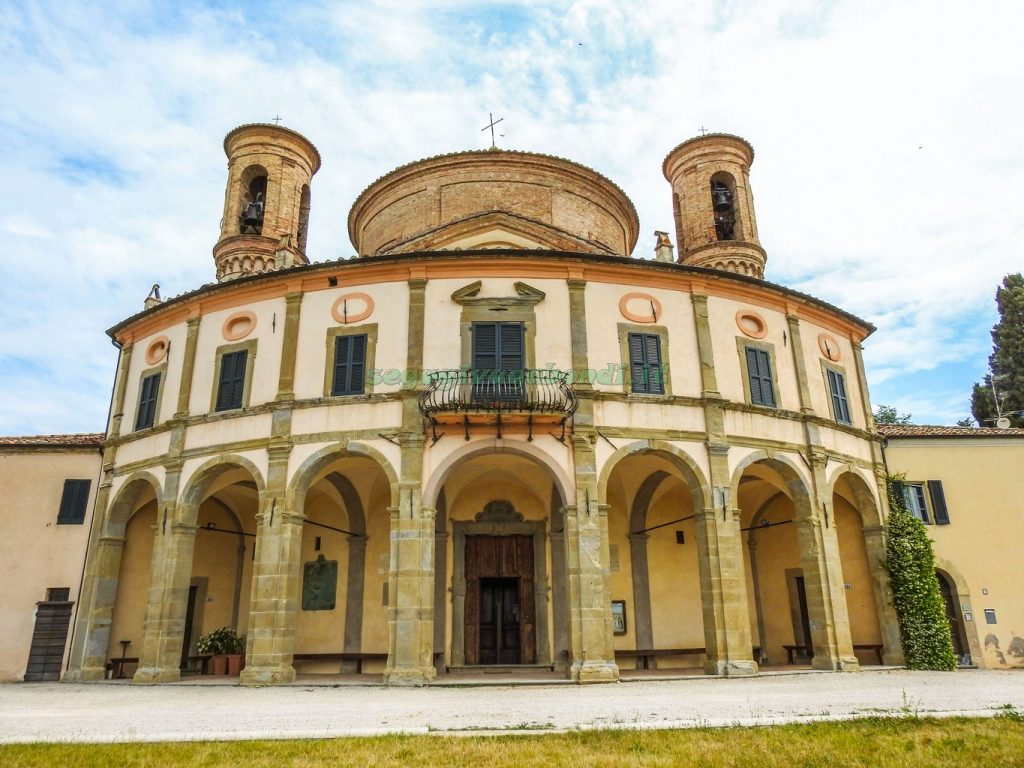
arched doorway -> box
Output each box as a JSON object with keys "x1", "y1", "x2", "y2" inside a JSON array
[{"x1": 936, "y1": 570, "x2": 968, "y2": 663}]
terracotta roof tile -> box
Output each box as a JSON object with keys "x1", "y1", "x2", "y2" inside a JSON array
[
  {"x1": 0, "y1": 433, "x2": 105, "y2": 447},
  {"x1": 877, "y1": 424, "x2": 1024, "y2": 438}
]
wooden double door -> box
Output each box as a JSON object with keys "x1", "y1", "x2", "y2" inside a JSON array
[{"x1": 465, "y1": 535, "x2": 536, "y2": 665}]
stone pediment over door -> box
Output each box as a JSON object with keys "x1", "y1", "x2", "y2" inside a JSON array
[{"x1": 385, "y1": 211, "x2": 618, "y2": 254}]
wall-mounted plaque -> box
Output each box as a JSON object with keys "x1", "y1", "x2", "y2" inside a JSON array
[
  {"x1": 611, "y1": 600, "x2": 627, "y2": 635},
  {"x1": 302, "y1": 554, "x2": 338, "y2": 611}
]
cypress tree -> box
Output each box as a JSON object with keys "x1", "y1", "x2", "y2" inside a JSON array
[
  {"x1": 971, "y1": 273, "x2": 1024, "y2": 427},
  {"x1": 884, "y1": 477, "x2": 957, "y2": 670}
]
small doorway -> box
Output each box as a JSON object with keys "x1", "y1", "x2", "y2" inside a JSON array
[
  {"x1": 936, "y1": 571, "x2": 967, "y2": 660},
  {"x1": 179, "y1": 585, "x2": 199, "y2": 670},
  {"x1": 479, "y1": 577, "x2": 521, "y2": 664}
]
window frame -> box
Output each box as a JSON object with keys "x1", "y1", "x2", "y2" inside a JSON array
[
  {"x1": 737, "y1": 339, "x2": 779, "y2": 408},
  {"x1": 133, "y1": 364, "x2": 167, "y2": 432},
  {"x1": 820, "y1": 361, "x2": 852, "y2": 425},
  {"x1": 210, "y1": 339, "x2": 257, "y2": 413},
  {"x1": 626, "y1": 331, "x2": 665, "y2": 394},
  {"x1": 323, "y1": 324, "x2": 378, "y2": 397},
  {"x1": 616, "y1": 323, "x2": 672, "y2": 396},
  {"x1": 902, "y1": 482, "x2": 931, "y2": 524},
  {"x1": 56, "y1": 479, "x2": 91, "y2": 525}
]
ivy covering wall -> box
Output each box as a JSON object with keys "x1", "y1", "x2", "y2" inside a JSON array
[{"x1": 884, "y1": 476, "x2": 957, "y2": 670}]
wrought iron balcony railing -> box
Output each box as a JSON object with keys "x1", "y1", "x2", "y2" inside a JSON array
[{"x1": 418, "y1": 368, "x2": 578, "y2": 419}]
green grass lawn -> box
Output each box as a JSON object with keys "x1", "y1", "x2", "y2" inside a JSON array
[{"x1": 3, "y1": 716, "x2": 1023, "y2": 767}]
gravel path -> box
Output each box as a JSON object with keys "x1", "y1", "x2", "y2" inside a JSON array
[{"x1": 1, "y1": 669, "x2": 1021, "y2": 743}]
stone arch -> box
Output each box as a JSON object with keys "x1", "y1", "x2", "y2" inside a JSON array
[
  {"x1": 729, "y1": 450, "x2": 811, "y2": 516},
  {"x1": 826, "y1": 466, "x2": 881, "y2": 528},
  {"x1": 288, "y1": 441, "x2": 399, "y2": 507},
  {"x1": 422, "y1": 438, "x2": 573, "y2": 509},
  {"x1": 104, "y1": 471, "x2": 163, "y2": 538},
  {"x1": 597, "y1": 440, "x2": 710, "y2": 511},
  {"x1": 180, "y1": 453, "x2": 266, "y2": 522},
  {"x1": 933, "y1": 558, "x2": 982, "y2": 665}
]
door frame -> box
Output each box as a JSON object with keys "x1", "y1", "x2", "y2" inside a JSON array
[{"x1": 451, "y1": 501, "x2": 550, "y2": 667}]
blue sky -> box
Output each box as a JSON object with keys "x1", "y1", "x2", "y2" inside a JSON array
[{"x1": 1, "y1": 0, "x2": 1021, "y2": 434}]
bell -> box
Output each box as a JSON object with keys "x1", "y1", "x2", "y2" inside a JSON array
[
  {"x1": 712, "y1": 186, "x2": 732, "y2": 212},
  {"x1": 240, "y1": 201, "x2": 263, "y2": 230}
]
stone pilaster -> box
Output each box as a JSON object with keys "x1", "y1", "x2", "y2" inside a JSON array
[
  {"x1": 276, "y1": 291, "x2": 304, "y2": 401},
  {"x1": 109, "y1": 343, "x2": 134, "y2": 438},
  {"x1": 567, "y1": 279, "x2": 590, "y2": 383},
  {"x1": 65, "y1": 532, "x2": 124, "y2": 681},
  {"x1": 564, "y1": 433, "x2": 618, "y2": 683},
  {"x1": 175, "y1": 316, "x2": 202, "y2": 417},
  {"x1": 786, "y1": 314, "x2": 815, "y2": 415},
  {"x1": 691, "y1": 293, "x2": 721, "y2": 397}
]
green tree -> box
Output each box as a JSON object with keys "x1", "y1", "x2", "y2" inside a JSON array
[
  {"x1": 883, "y1": 477, "x2": 957, "y2": 670},
  {"x1": 873, "y1": 404, "x2": 913, "y2": 425},
  {"x1": 971, "y1": 273, "x2": 1024, "y2": 427}
]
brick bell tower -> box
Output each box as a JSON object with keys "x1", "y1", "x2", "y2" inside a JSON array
[
  {"x1": 662, "y1": 133, "x2": 766, "y2": 279},
  {"x1": 213, "y1": 123, "x2": 321, "y2": 281}
]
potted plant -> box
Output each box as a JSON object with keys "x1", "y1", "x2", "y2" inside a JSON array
[
  {"x1": 225, "y1": 631, "x2": 247, "y2": 676},
  {"x1": 197, "y1": 627, "x2": 244, "y2": 675}
]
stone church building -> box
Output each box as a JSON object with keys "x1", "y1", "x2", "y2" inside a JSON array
[{"x1": 4, "y1": 124, "x2": 1022, "y2": 685}]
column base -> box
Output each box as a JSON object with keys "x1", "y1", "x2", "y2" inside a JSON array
[
  {"x1": 384, "y1": 666, "x2": 437, "y2": 686},
  {"x1": 239, "y1": 665, "x2": 296, "y2": 686},
  {"x1": 132, "y1": 666, "x2": 181, "y2": 684},
  {"x1": 812, "y1": 655, "x2": 860, "y2": 672},
  {"x1": 63, "y1": 666, "x2": 107, "y2": 682},
  {"x1": 570, "y1": 660, "x2": 620, "y2": 683},
  {"x1": 705, "y1": 659, "x2": 759, "y2": 677}
]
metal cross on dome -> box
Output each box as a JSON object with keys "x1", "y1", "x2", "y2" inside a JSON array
[
  {"x1": 482, "y1": 113, "x2": 504, "y2": 149},
  {"x1": 272, "y1": 115, "x2": 283, "y2": 125}
]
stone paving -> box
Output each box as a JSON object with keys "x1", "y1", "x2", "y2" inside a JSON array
[{"x1": 0, "y1": 668, "x2": 1021, "y2": 743}]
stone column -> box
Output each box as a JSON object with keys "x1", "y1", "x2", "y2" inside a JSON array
[
  {"x1": 863, "y1": 524, "x2": 904, "y2": 665},
  {"x1": 432, "y1": 492, "x2": 448, "y2": 673},
  {"x1": 384, "y1": 431, "x2": 437, "y2": 685},
  {"x1": 65, "y1": 534, "x2": 125, "y2": 680},
  {"x1": 800, "y1": 452, "x2": 859, "y2": 671},
  {"x1": 240, "y1": 442, "x2": 301, "y2": 685},
  {"x1": 132, "y1": 516, "x2": 197, "y2": 684},
  {"x1": 564, "y1": 434, "x2": 618, "y2": 683}
]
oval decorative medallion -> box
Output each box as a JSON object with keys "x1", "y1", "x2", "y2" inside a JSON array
[
  {"x1": 818, "y1": 333, "x2": 842, "y2": 362},
  {"x1": 145, "y1": 335, "x2": 170, "y2": 365},
  {"x1": 735, "y1": 310, "x2": 767, "y2": 339},
  {"x1": 618, "y1": 292, "x2": 662, "y2": 324},
  {"x1": 332, "y1": 292, "x2": 375, "y2": 324},
  {"x1": 222, "y1": 311, "x2": 256, "y2": 341}
]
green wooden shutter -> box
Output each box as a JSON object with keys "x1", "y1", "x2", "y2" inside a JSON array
[
  {"x1": 216, "y1": 350, "x2": 247, "y2": 411},
  {"x1": 628, "y1": 333, "x2": 646, "y2": 392},
  {"x1": 333, "y1": 334, "x2": 367, "y2": 395},
  {"x1": 928, "y1": 480, "x2": 950, "y2": 525},
  {"x1": 627, "y1": 333, "x2": 663, "y2": 394},
  {"x1": 498, "y1": 323, "x2": 524, "y2": 370},
  {"x1": 135, "y1": 372, "x2": 161, "y2": 430},
  {"x1": 746, "y1": 347, "x2": 776, "y2": 406},
  {"x1": 473, "y1": 323, "x2": 498, "y2": 371},
  {"x1": 57, "y1": 479, "x2": 91, "y2": 525},
  {"x1": 827, "y1": 369, "x2": 851, "y2": 424}
]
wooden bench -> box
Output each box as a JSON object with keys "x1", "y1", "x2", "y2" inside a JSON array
[
  {"x1": 615, "y1": 647, "x2": 762, "y2": 670},
  {"x1": 783, "y1": 644, "x2": 884, "y2": 665},
  {"x1": 292, "y1": 652, "x2": 387, "y2": 673}
]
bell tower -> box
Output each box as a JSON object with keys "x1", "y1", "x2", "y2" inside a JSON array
[
  {"x1": 213, "y1": 123, "x2": 321, "y2": 281},
  {"x1": 662, "y1": 133, "x2": 766, "y2": 279}
]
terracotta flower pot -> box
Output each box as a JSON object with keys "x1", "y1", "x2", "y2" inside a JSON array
[
  {"x1": 211, "y1": 654, "x2": 228, "y2": 675},
  {"x1": 226, "y1": 654, "x2": 245, "y2": 676}
]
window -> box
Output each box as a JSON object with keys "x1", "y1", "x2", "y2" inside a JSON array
[
  {"x1": 332, "y1": 333, "x2": 367, "y2": 396},
  {"x1": 57, "y1": 479, "x2": 91, "y2": 525},
  {"x1": 895, "y1": 480, "x2": 951, "y2": 525},
  {"x1": 628, "y1": 332, "x2": 664, "y2": 394},
  {"x1": 472, "y1": 322, "x2": 524, "y2": 402},
  {"x1": 215, "y1": 349, "x2": 248, "y2": 411},
  {"x1": 826, "y1": 368, "x2": 851, "y2": 424},
  {"x1": 134, "y1": 371, "x2": 161, "y2": 430},
  {"x1": 745, "y1": 346, "x2": 776, "y2": 407},
  {"x1": 46, "y1": 587, "x2": 70, "y2": 602}
]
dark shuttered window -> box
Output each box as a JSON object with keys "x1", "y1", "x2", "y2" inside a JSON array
[
  {"x1": 215, "y1": 350, "x2": 248, "y2": 412},
  {"x1": 628, "y1": 332, "x2": 664, "y2": 394},
  {"x1": 827, "y1": 369, "x2": 851, "y2": 424},
  {"x1": 57, "y1": 479, "x2": 91, "y2": 525},
  {"x1": 472, "y1": 322, "x2": 524, "y2": 402},
  {"x1": 745, "y1": 347, "x2": 776, "y2": 407},
  {"x1": 928, "y1": 480, "x2": 950, "y2": 525},
  {"x1": 332, "y1": 334, "x2": 367, "y2": 396},
  {"x1": 134, "y1": 372, "x2": 161, "y2": 430}
]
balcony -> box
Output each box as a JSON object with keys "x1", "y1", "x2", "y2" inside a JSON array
[{"x1": 419, "y1": 369, "x2": 578, "y2": 442}]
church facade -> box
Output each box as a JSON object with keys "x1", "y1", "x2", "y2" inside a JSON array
[{"x1": 11, "y1": 123, "x2": 915, "y2": 686}]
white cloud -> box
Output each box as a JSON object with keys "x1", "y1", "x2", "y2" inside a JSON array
[{"x1": 0, "y1": 0, "x2": 1021, "y2": 433}]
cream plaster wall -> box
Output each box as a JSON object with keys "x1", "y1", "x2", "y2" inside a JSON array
[
  {"x1": 423, "y1": 278, "x2": 474, "y2": 371},
  {"x1": 834, "y1": 499, "x2": 882, "y2": 651},
  {"x1": 290, "y1": 402, "x2": 403, "y2": 438},
  {"x1": 884, "y1": 437, "x2": 1024, "y2": 669},
  {"x1": 114, "y1": 431, "x2": 171, "y2": 469},
  {"x1": 188, "y1": 297, "x2": 287, "y2": 415},
  {"x1": 122, "y1": 322, "x2": 189, "y2": 432},
  {"x1": 0, "y1": 449, "x2": 100, "y2": 681},
  {"x1": 107, "y1": 503, "x2": 156, "y2": 666},
  {"x1": 183, "y1": 415, "x2": 274, "y2": 454}
]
